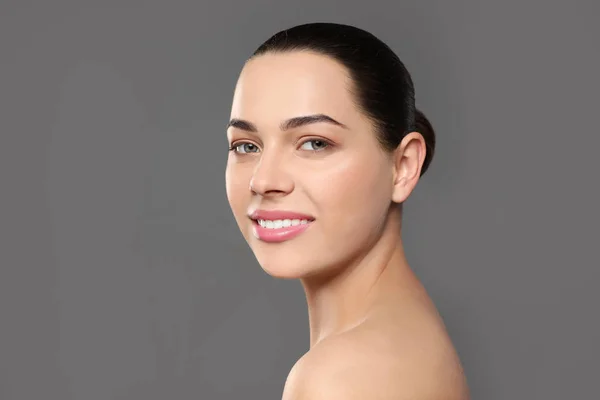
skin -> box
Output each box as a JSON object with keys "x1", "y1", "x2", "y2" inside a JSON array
[{"x1": 225, "y1": 51, "x2": 470, "y2": 399}]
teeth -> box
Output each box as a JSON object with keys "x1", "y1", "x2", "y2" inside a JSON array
[{"x1": 258, "y1": 219, "x2": 311, "y2": 229}]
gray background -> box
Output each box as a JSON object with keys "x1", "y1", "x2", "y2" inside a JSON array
[{"x1": 1, "y1": 0, "x2": 598, "y2": 399}]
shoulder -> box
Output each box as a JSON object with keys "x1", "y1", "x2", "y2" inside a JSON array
[{"x1": 283, "y1": 322, "x2": 469, "y2": 400}]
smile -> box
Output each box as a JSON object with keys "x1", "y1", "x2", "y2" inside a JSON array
[{"x1": 248, "y1": 210, "x2": 315, "y2": 243}]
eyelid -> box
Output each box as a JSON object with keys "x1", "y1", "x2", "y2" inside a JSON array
[
  {"x1": 230, "y1": 139, "x2": 261, "y2": 149},
  {"x1": 297, "y1": 136, "x2": 335, "y2": 150},
  {"x1": 230, "y1": 139, "x2": 259, "y2": 147}
]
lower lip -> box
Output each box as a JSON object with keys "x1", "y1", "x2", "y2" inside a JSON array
[{"x1": 252, "y1": 220, "x2": 312, "y2": 243}]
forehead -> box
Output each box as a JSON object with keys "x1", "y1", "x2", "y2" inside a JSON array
[{"x1": 230, "y1": 51, "x2": 361, "y2": 128}]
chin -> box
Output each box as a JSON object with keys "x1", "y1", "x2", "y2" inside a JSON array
[
  {"x1": 253, "y1": 249, "x2": 341, "y2": 282},
  {"x1": 254, "y1": 256, "x2": 312, "y2": 280},
  {"x1": 243, "y1": 225, "x2": 340, "y2": 280}
]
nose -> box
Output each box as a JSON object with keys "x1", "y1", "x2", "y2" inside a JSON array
[{"x1": 249, "y1": 152, "x2": 294, "y2": 197}]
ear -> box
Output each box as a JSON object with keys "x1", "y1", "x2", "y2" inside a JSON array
[{"x1": 391, "y1": 132, "x2": 427, "y2": 204}]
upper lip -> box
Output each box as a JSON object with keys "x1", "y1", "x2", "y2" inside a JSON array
[{"x1": 248, "y1": 209, "x2": 315, "y2": 221}]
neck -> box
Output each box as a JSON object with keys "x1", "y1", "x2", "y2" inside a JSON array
[{"x1": 300, "y1": 206, "x2": 421, "y2": 348}]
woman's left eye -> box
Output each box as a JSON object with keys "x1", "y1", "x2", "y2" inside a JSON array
[{"x1": 299, "y1": 139, "x2": 330, "y2": 151}]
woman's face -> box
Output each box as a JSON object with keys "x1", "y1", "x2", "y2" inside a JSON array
[{"x1": 225, "y1": 51, "x2": 397, "y2": 279}]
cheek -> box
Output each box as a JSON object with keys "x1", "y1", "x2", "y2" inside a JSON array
[
  {"x1": 225, "y1": 162, "x2": 251, "y2": 217},
  {"x1": 312, "y1": 154, "x2": 392, "y2": 224}
]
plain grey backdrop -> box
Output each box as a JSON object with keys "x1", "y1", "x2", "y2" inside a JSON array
[{"x1": 1, "y1": 0, "x2": 598, "y2": 398}]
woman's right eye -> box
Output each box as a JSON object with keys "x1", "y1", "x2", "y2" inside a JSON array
[{"x1": 231, "y1": 142, "x2": 260, "y2": 154}]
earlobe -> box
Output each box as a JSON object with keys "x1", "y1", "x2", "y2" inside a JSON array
[{"x1": 391, "y1": 132, "x2": 426, "y2": 203}]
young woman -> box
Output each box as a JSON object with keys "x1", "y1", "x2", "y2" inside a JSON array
[{"x1": 225, "y1": 22, "x2": 470, "y2": 399}]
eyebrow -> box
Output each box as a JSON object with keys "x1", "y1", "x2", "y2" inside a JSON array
[{"x1": 226, "y1": 114, "x2": 348, "y2": 132}]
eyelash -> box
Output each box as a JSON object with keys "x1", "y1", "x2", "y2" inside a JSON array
[{"x1": 228, "y1": 138, "x2": 333, "y2": 154}]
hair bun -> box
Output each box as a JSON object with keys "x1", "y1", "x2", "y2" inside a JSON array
[{"x1": 414, "y1": 109, "x2": 436, "y2": 176}]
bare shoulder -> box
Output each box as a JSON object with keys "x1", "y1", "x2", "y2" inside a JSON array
[{"x1": 283, "y1": 314, "x2": 470, "y2": 399}]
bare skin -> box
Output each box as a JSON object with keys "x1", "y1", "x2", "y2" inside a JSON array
[
  {"x1": 225, "y1": 51, "x2": 470, "y2": 399},
  {"x1": 283, "y1": 209, "x2": 470, "y2": 399}
]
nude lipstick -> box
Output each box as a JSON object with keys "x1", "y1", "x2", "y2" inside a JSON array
[{"x1": 248, "y1": 209, "x2": 315, "y2": 243}]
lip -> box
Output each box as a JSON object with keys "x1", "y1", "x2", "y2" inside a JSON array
[
  {"x1": 248, "y1": 209, "x2": 315, "y2": 243},
  {"x1": 248, "y1": 209, "x2": 315, "y2": 221}
]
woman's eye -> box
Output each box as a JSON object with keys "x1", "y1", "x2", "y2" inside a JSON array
[
  {"x1": 300, "y1": 139, "x2": 329, "y2": 151},
  {"x1": 233, "y1": 143, "x2": 260, "y2": 154}
]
